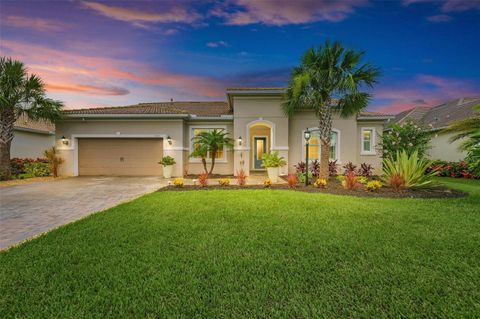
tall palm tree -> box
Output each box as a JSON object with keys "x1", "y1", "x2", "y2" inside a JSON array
[
  {"x1": 443, "y1": 105, "x2": 480, "y2": 152},
  {"x1": 191, "y1": 129, "x2": 234, "y2": 175},
  {"x1": 0, "y1": 57, "x2": 63, "y2": 179},
  {"x1": 283, "y1": 41, "x2": 380, "y2": 178}
]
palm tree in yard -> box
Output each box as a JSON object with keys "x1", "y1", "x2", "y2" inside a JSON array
[
  {"x1": 0, "y1": 57, "x2": 63, "y2": 179},
  {"x1": 443, "y1": 104, "x2": 480, "y2": 152},
  {"x1": 283, "y1": 41, "x2": 380, "y2": 178},
  {"x1": 191, "y1": 129, "x2": 234, "y2": 175}
]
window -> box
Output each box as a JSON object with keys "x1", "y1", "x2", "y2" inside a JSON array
[
  {"x1": 305, "y1": 130, "x2": 339, "y2": 161},
  {"x1": 190, "y1": 127, "x2": 226, "y2": 161},
  {"x1": 361, "y1": 128, "x2": 375, "y2": 155}
]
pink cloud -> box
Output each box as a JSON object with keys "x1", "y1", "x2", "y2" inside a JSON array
[
  {"x1": 427, "y1": 14, "x2": 452, "y2": 22},
  {"x1": 373, "y1": 74, "x2": 480, "y2": 113},
  {"x1": 403, "y1": 0, "x2": 480, "y2": 12},
  {"x1": 2, "y1": 15, "x2": 71, "y2": 32},
  {"x1": 82, "y1": 1, "x2": 201, "y2": 27},
  {"x1": 211, "y1": 0, "x2": 368, "y2": 26},
  {"x1": 0, "y1": 40, "x2": 226, "y2": 108}
]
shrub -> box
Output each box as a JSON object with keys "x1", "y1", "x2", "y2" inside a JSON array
[
  {"x1": 382, "y1": 120, "x2": 431, "y2": 160},
  {"x1": 295, "y1": 160, "x2": 322, "y2": 177},
  {"x1": 297, "y1": 171, "x2": 313, "y2": 184},
  {"x1": 198, "y1": 173, "x2": 208, "y2": 187},
  {"x1": 173, "y1": 178, "x2": 184, "y2": 188},
  {"x1": 382, "y1": 150, "x2": 438, "y2": 189},
  {"x1": 218, "y1": 178, "x2": 230, "y2": 186},
  {"x1": 236, "y1": 169, "x2": 247, "y2": 186},
  {"x1": 366, "y1": 180, "x2": 382, "y2": 191},
  {"x1": 44, "y1": 147, "x2": 64, "y2": 178},
  {"x1": 342, "y1": 171, "x2": 360, "y2": 190},
  {"x1": 358, "y1": 163, "x2": 373, "y2": 177},
  {"x1": 336, "y1": 175, "x2": 345, "y2": 182},
  {"x1": 343, "y1": 162, "x2": 357, "y2": 175},
  {"x1": 357, "y1": 176, "x2": 369, "y2": 184},
  {"x1": 158, "y1": 155, "x2": 176, "y2": 166},
  {"x1": 262, "y1": 151, "x2": 286, "y2": 168},
  {"x1": 24, "y1": 162, "x2": 50, "y2": 177},
  {"x1": 427, "y1": 159, "x2": 479, "y2": 179},
  {"x1": 10, "y1": 158, "x2": 47, "y2": 176},
  {"x1": 263, "y1": 178, "x2": 272, "y2": 188},
  {"x1": 329, "y1": 160, "x2": 338, "y2": 176},
  {"x1": 287, "y1": 174, "x2": 298, "y2": 188},
  {"x1": 310, "y1": 160, "x2": 320, "y2": 177},
  {"x1": 388, "y1": 174, "x2": 405, "y2": 191},
  {"x1": 294, "y1": 161, "x2": 307, "y2": 174},
  {"x1": 314, "y1": 178, "x2": 327, "y2": 188},
  {"x1": 466, "y1": 147, "x2": 480, "y2": 178}
]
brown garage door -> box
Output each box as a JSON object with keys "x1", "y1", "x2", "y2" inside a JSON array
[{"x1": 78, "y1": 138, "x2": 163, "y2": 176}]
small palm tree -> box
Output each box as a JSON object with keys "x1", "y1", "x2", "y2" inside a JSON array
[
  {"x1": 443, "y1": 105, "x2": 480, "y2": 152},
  {"x1": 0, "y1": 57, "x2": 63, "y2": 179},
  {"x1": 190, "y1": 129, "x2": 234, "y2": 175},
  {"x1": 283, "y1": 41, "x2": 380, "y2": 178},
  {"x1": 44, "y1": 147, "x2": 64, "y2": 178}
]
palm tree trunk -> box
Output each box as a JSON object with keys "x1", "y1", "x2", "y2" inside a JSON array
[
  {"x1": 0, "y1": 108, "x2": 16, "y2": 180},
  {"x1": 0, "y1": 141, "x2": 11, "y2": 179},
  {"x1": 317, "y1": 104, "x2": 333, "y2": 179},
  {"x1": 201, "y1": 157, "x2": 208, "y2": 174},
  {"x1": 209, "y1": 150, "x2": 216, "y2": 175}
]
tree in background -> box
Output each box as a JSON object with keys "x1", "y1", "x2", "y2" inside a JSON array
[{"x1": 0, "y1": 57, "x2": 63, "y2": 179}]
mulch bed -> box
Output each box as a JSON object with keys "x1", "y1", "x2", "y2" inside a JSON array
[{"x1": 158, "y1": 183, "x2": 467, "y2": 199}]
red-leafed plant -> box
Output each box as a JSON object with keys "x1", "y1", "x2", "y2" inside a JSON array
[
  {"x1": 198, "y1": 173, "x2": 208, "y2": 187},
  {"x1": 358, "y1": 163, "x2": 373, "y2": 177},
  {"x1": 342, "y1": 171, "x2": 360, "y2": 190},
  {"x1": 343, "y1": 161, "x2": 357, "y2": 175},
  {"x1": 287, "y1": 173, "x2": 298, "y2": 188},
  {"x1": 388, "y1": 173, "x2": 405, "y2": 191},
  {"x1": 236, "y1": 169, "x2": 247, "y2": 186},
  {"x1": 329, "y1": 160, "x2": 338, "y2": 176}
]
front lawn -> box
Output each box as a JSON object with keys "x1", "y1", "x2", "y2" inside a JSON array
[{"x1": 1, "y1": 179, "x2": 480, "y2": 317}]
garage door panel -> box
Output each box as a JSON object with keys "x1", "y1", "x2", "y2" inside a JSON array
[{"x1": 78, "y1": 138, "x2": 163, "y2": 176}]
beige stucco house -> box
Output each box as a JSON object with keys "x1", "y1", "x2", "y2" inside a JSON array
[
  {"x1": 56, "y1": 88, "x2": 392, "y2": 177},
  {"x1": 12, "y1": 115, "x2": 55, "y2": 158},
  {"x1": 389, "y1": 97, "x2": 480, "y2": 162}
]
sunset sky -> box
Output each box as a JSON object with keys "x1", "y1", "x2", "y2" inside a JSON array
[{"x1": 1, "y1": 0, "x2": 479, "y2": 113}]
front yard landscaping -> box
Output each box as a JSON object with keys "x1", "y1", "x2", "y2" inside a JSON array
[{"x1": 1, "y1": 178, "x2": 480, "y2": 317}]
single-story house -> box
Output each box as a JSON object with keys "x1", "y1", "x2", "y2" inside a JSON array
[
  {"x1": 56, "y1": 88, "x2": 393, "y2": 177},
  {"x1": 389, "y1": 97, "x2": 480, "y2": 161},
  {"x1": 12, "y1": 115, "x2": 55, "y2": 158}
]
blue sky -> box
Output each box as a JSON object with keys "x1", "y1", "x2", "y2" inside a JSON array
[{"x1": 1, "y1": 0, "x2": 479, "y2": 113}]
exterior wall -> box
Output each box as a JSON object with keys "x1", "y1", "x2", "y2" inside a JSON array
[
  {"x1": 184, "y1": 121, "x2": 234, "y2": 175},
  {"x1": 11, "y1": 130, "x2": 55, "y2": 158},
  {"x1": 55, "y1": 119, "x2": 185, "y2": 177},
  {"x1": 356, "y1": 121, "x2": 384, "y2": 175},
  {"x1": 429, "y1": 132, "x2": 467, "y2": 161},
  {"x1": 233, "y1": 96, "x2": 289, "y2": 175}
]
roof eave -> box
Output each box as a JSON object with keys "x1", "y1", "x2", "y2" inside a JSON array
[
  {"x1": 61, "y1": 113, "x2": 190, "y2": 119},
  {"x1": 14, "y1": 126, "x2": 55, "y2": 135}
]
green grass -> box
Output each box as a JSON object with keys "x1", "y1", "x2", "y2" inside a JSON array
[{"x1": 1, "y1": 179, "x2": 480, "y2": 318}]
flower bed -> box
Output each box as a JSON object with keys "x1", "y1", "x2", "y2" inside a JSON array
[
  {"x1": 159, "y1": 178, "x2": 466, "y2": 199},
  {"x1": 427, "y1": 160, "x2": 479, "y2": 179}
]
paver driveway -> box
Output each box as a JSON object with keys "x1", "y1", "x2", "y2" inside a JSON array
[{"x1": 0, "y1": 176, "x2": 167, "y2": 250}]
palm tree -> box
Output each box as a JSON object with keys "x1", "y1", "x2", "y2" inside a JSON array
[
  {"x1": 0, "y1": 57, "x2": 63, "y2": 179},
  {"x1": 443, "y1": 105, "x2": 480, "y2": 152},
  {"x1": 191, "y1": 129, "x2": 234, "y2": 175},
  {"x1": 283, "y1": 41, "x2": 380, "y2": 178}
]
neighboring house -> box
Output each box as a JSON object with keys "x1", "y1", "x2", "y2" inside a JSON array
[
  {"x1": 55, "y1": 88, "x2": 393, "y2": 177},
  {"x1": 12, "y1": 115, "x2": 55, "y2": 158},
  {"x1": 389, "y1": 97, "x2": 480, "y2": 161}
]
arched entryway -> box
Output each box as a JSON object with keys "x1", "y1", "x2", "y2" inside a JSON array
[{"x1": 247, "y1": 120, "x2": 274, "y2": 171}]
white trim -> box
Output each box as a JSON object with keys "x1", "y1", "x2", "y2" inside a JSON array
[
  {"x1": 302, "y1": 127, "x2": 341, "y2": 163},
  {"x1": 246, "y1": 119, "x2": 276, "y2": 150},
  {"x1": 62, "y1": 134, "x2": 168, "y2": 176},
  {"x1": 188, "y1": 125, "x2": 228, "y2": 163},
  {"x1": 271, "y1": 146, "x2": 289, "y2": 151},
  {"x1": 360, "y1": 127, "x2": 376, "y2": 155}
]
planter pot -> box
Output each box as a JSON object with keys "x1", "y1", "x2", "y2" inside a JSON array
[
  {"x1": 267, "y1": 167, "x2": 279, "y2": 183},
  {"x1": 163, "y1": 165, "x2": 173, "y2": 178}
]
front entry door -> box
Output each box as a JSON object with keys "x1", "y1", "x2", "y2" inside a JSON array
[{"x1": 253, "y1": 137, "x2": 267, "y2": 169}]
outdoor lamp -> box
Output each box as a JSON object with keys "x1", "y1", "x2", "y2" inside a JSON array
[
  {"x1": 167, "y1": 136, "x2": 172, "y2": 145},
  {"x1": 238, "y1": 136, "x2": 243, "y2": 146},
  {"x1": 304, "y1": 129, "x2": 310, "y2": 186},
  {"x1": 61, "y1": 136, "x2": 69, "y2": 146}
]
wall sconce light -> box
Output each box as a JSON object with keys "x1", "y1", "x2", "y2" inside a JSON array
[
  {"x1": 167, "y1": 136, "x2": 172, "y2": 145},
  {"x1": 238, "y1": 136, "x2": 243, "y2": 146},
  {"x1": 61, "y1": 136, "x2": 69, "y2": 146}
]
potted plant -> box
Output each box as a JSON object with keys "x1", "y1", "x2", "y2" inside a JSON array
[
  {"x1": 261, "y1": 151, "x2": 286, "y2": 183},
  {"x1": 158, "y1": 156, "x2": 176, "y2": 178}
]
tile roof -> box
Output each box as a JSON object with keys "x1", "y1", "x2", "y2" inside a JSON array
[
  {"x1": 63, "y1": 101, "x2": 232, "y2": 117},
  {"x1": 358, "y1": 111, "x2": 394, "y2": 118},
  {"x1": 14, "y1": 114, "x2": 55, "y2": 133},
  {"x1": 390, "y1": 97, "x2": 480, "y2": 129}
]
